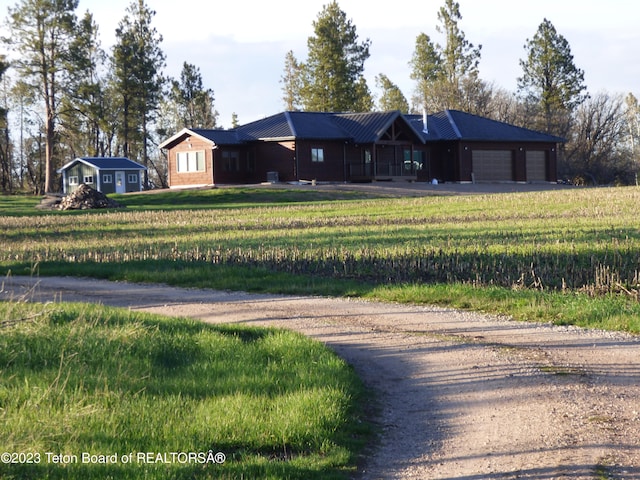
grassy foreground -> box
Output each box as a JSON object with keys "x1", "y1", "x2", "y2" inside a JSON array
[{"x1": 0, "y1": 301, "x2": 370, "y2": 479}]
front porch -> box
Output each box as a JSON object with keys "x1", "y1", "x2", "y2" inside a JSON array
[{"x1": 347, "y1": 144, "x2": 425, "y2": 182}]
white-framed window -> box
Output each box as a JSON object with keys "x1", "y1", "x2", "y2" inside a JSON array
[
  {"x1": 103, "y1": 174, "x2": 113, "y2": 184},
  {"x1": 311, "y1": 147, "x2": 324, "y2": 163},
  {"x1": 176, "y1": 150, "x2": 205, "y2": 172},
  {"x1": 128, "y1": 173, "x2": 138, "y2": 183},
  {"x1": 84, "y1": 175, "x2": 94, "y2": 184},
  {"x1": 69, "y1": 176, "x2": 79, "y2": 185}
]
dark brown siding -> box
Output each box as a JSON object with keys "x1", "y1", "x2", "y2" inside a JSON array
[
  {"x1": 430, "y1": 143, "x2": 460, "y2": 182},
  {"x1": 415, "y1": 148, "x2": 431, "y2": 182},
  {"x1": 252, "y1": 142, "x2": 296, "y2": 183},
  {"x1": 211, "y1": 147, "x2": 250, "y2": 184},
  {"x1": 296, "y1": 140, "x2": 346, "y2": 182}
]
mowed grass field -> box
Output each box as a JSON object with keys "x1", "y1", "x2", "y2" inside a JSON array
[{"x1": 2, "y1": 185, "x2": 640, "y2": 332}]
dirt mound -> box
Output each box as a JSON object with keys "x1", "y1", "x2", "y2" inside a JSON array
[{"x1": 57, "y1": 184, "x2": 124, "y2": 210}]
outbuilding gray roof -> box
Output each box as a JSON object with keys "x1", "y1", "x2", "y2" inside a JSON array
[{"x1": 58, "y1": 157, "x2": 147, "y2": 173}]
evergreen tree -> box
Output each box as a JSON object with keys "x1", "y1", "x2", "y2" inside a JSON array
[
  {"x1": 170, "y1": 62, "x2": 218, "y2": 129},
  {"x1": 436, "y1": 0, "x2": 482, "y2": 108},
  {"x1": 409, "y1": 0, "x2": 483, "y2": 114},
  {"x1": 60, "y1": 11, "x2": 105, "y2": 158},
  {"x1": 409, "y1": 33, "x2": 442, "y2": 112},
  {"x1": 375, "y1": 74, "x2": 409, "y2": 113},
  {"x1": 300, "y1": 1, "x2": 371, "y2": 112},
  {"x1": 4, "y1": 0, "x2": 80, "y2": 193},
  {"x1": 280, "y1": 50, "x2": 303, "y2": 111},
  {"x1": 112, "y1": 0, "x2": 165, "y2": 169},
  {"x1": 518, "y1": 18, "x2": 587, "y2": 134},
  {"x1": 353, "y1": 76, "x2": 374, "y2": 112}
]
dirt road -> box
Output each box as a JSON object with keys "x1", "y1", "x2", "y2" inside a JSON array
[{"x1": 3, "y1": 276, "x2": 640, "y2": 479}]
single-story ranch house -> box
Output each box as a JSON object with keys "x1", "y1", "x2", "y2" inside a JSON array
[
  {"x1": 58, "y1": 157, "x2": 147, "y2": 194},
  {"x1": 159, "y1": 110, "x2": 564, "y2": 188}
]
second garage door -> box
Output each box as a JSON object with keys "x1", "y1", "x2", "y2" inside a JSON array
[
  {"x1": 472, "y1": 150, "x2": 513, "y2": 182},
  {"x1": 526, "y1": 150, "x2": 547, "y2": 182}
]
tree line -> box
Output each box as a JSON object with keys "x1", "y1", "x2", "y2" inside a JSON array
[
  {"x1": 1, "y1": 0, "x2": 638, "y2": 194},
  {"x1": 0, "y1": 0, "x2": 218, "y2": 193},
  {"x1": 282, "y1": 0, "x2": 640, "y2": 186}
]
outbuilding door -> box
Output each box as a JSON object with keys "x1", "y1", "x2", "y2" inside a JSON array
[
  {"x1": 472, "y1": 150, "x2": 513, "y2": 182},
  {"x1": 115, "y1": 171, "x2": 126, "y2": 194}
]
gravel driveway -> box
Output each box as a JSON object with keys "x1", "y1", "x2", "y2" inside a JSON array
[{"x1": 3, "y1": 276, "x2": 640, "y2": 479}]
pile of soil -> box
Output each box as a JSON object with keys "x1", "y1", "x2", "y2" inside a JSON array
[{"x1": 56, "y1": 184, "x2": 124, "y2": 210}]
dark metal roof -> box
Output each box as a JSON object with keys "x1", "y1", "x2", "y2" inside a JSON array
[
  {"x1": 161, "y1": 110, "x2": 565, "y2": 149},
  {"x1": 449, "y1": 110, "x2": 565, "y2": 142},
  {"x1": 409, "y1": 112, "x2": 462, "y2": 141},
  {"x1": 286, "y1": 111, "x2": 353, "y2": 140},
  {"x1": 334, "y1": 111, "x2": 418, "y2": 143},
  {"x1": 239, "y1": 111, "x2": 424, "y2": 143},
  {"x1": 189, "y1": 129, "x2": 242, "y2": 145},
  {"x1": 237, "y1": 112, "x2": 295, "y2": 140},
  {"x1": 407, "y1": 110, "x2": 565, "y2": 143}
]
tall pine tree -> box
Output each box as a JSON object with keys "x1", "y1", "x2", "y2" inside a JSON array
[
  {"x1": 170, "y1": 62, "x2": 218, "y2": 129},
  {"x1": 60, "y1": 11, "x2": 105, "y2": 158},
  {"x1": 375, "y1": 74, "x2": 409, "y2": 113},
  {"x1": 409, "y1": 33, "x2": 443, "y2": 113},
  {"x1": 300, "y1": 1, "x2": 372, "y2": 112},
  {"x1": 518, "y1": 18, "x2": 587, "y2": 135},
  {"x1": 112, "y1": 0, "x2": 165, "y2": 169},
  {"x1": 280, "y1": 50, "x2": 303, "y2": 111},
  {"x1": 0, "y1": 55, "x2": 10, "y2": 192},
  {"x1": 409, "y1": 0, "x2": 483, "y2": 114}
]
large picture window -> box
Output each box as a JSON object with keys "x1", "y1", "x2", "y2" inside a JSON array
[
  {"x1": 311, "y1": 147, "x2": 324, "y2": 163},
  {"x1": 177, "y1": 151, "x2": 205, "y2": 172}
]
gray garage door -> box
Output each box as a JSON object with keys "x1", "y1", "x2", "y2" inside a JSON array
[
  {"x1": 526, "y1": 151, "x2": 547, "y2": 182},
  {"x1": 472, "y1": 150, "x2": 513, "y2": 181}
]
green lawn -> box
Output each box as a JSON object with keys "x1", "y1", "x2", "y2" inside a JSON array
[{"x1": 0, "y1": 301, "x2": 370, "y2": 479}]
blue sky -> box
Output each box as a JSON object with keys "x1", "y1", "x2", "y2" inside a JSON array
[{"x1": 79, "y1": 0, "x2": 640, "y2": 127}]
